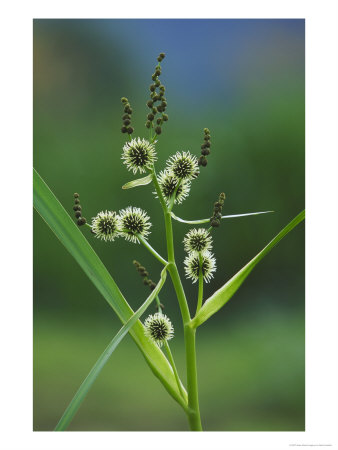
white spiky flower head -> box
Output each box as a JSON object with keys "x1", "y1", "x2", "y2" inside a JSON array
[
  {"x1": 156, "y1": 170, "x2": 191, "y2": 206},
  {"x1": 121, "y1": 137, "x2": 157, "y2": 174},
  {"x1": 166, "y1": 151, "x2": 199, "y2": 180},
  {"x1": 119, "y1": 206, "x2": 151, "y2": 243},
  {"x1": 184, "y1": 250, "x2": 216, "y2": 283},
  {"x1": 144, "y1": 312, "x2": 174, "y2": 347},
  {"x1": 91, "y1": 211, "x2": 121, "y2": 242},
  {"x1": 183, "y1": 228, "x2": 213, "y2": 254}
]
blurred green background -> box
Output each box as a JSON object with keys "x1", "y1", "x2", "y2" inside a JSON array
[{"x1": 33, "y1": 19, "x2": 305, "y2": 431}]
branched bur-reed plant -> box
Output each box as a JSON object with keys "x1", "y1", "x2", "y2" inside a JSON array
[{"x1": 33, "y1": 52, "x2": 305, "y2": 431}]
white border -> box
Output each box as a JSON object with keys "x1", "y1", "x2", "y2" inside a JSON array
[{"x1": 1, "y1": 1, "x2": 337, "y2": 449}]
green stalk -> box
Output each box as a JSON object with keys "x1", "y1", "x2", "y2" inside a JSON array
[
  {"x1": 137, "y1": 234, "x2": 168, "y2": 266},
  {"x1": 152, "y1": 170, "x2": 202, "y2": 430},
  {"x1": 196, "y1": 254, "x2": 204, "y2": 314},
  {"x1": 185, "y1": 325, "x2": 202, "y2": 430},
  {"x1": 164, "y1": 341, "x2": 186, "y2": 399}
]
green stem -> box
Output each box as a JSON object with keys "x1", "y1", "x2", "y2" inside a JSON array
[
  {"x1": 152, "y1": 165, "x2": 202, "y2": 430},
  {"x1": 137, "y1": 234, "x2": 168, "y2": 266},
  {"x1": 164, "y1": 341, "x2": 185, "y2": 400},
  {"x1": 185, "y1": 325, "x2": 202, "y2": 431},
  {"x1": 196, "y1": 254, "x2": 203, "y2": 314}
]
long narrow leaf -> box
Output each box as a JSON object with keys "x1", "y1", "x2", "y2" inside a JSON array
[
  {"x1": 171, "y1": 210, "x2": 273, "y2": 225},
  {"x1": 55, "y1": 266, "x2": 170, "y2": 431},
  {"x1": 122, "y1": 173, "x2": 153, "y2": 189},
  {"x1": 190, "y1": 210, "x2": 305, "y2": 328},
  {"x1": 33, "y1": 168, "x2": 187, "y2": 409}
]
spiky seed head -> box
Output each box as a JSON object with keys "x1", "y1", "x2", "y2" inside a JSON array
[
  {"x1": 121, "y1": 138, "x2": 157, "y2": 174},
  {"x1": 91, "y1": 211, "x2": 121, "y2": 242},
  {"x1": 166, "y1": 151, "x2": 199, "y2": 180},
  {"x1": 183, "y1": 228, "x2": 213, "y2": 254},
  {"x1": 184, "y1": 250, "x2": 216, "y2": 283},
  {"x1": 144, "y1": 313, "x2": 174, "y2": 347},
  {"x1": 155, "y1": 170, "x2": 191, "y2": 206},
  {"x1": 119, "y1": 206, "x2": 151, "y2": 243}
]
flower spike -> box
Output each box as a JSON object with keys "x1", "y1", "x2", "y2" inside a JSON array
[
  {"x1": 119, "y1": 206, "x2": 151, "y2": 243},
  {"x1": 144, "y1": 312, "x2": 174, "y2": 347},
  {"x1": 166, "y1": 151, "x2": 199, "y2": 180},
  {"x1": 184, "y1": 250, "x2": 216, "y2": 283},
  {"x1": 91, "y1": 211, "x2": 121, "y2": 242},
  {"x1": 183, "y1": 228, "x2": 213, "y2": 254},
  {"x1": 122, "y1": 137, "x2": 157, "y2": 174}
]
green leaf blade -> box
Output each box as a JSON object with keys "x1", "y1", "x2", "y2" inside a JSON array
[
  {"x1": 55, "y1": 266, "x2": 170, "y2": 431},
  {"x1": 33, "y1": 168, "x2": 187, "y2": 409},
  {"x1": 122, "y1": 173, "x2": 153, "y2": 189},
  {"x1": 190, "y1": 210, "x2": 305, "y2": 328}
]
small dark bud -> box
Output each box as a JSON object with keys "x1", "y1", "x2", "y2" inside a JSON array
[
  {"x1": 73, "y1": 193, "x2": 79, "y2": 198},
  {"x1": 143, "y1": 279, "x2": 149, "y2": 286},
  {"x1": 123, "y1": 119, "x2": 131, "y2": 126},
  {"x1": 147, "y1": 113, "x2": 155, "y2": 121},
  {"x1": 127, "y1": 127, "x2": 134, "y2": 134},
  {"x1": 219, "y1": 193, "x2": 226, "y2": 201},
  {"x1": 201, "y1": 144, "x2": 207, "y2": 149},
  {"x1": 198, "y1": 156, "x2": 207, "y2": 167},
  {"x1": 157, "y1": 105, "x2": 163, "y2": 113},
  {"x1": 121, "y1": 97, "x2": 128, "y2": 104},
  {"x1": 133, "y1": 260, "x2": 140, "y2": 267},
  {"x1": 156, "y1": 118, "x2": 162, "y2": 125},
  {"x1": 121, "y1": 126, "x2": 128, "y2": 133},
  {"x1": 145, "y1": 121, "x2": 151, "y2": 128},
  {"x1": 162, "y1": 114, "x2": 168, "y2": 121},
  {"x1": 150, "y1": 84, "x2": 156, "y2": 92},
  {"x1": 73, "y1": 205, "x2": 81, "y2": 211},
  {"x1": 142, "y1": 271, "x2": 149, "y2": 277},
  {"x1": 155, "y1": 126, "x2": 162, "y2": 135},
  {"x1": 155, "y1": 69, "x2": 161, "y2": 76},
  {"x1": 149, "y1": 282, "x2": 157, "y2": 291},
  {"x1": 159, "y1": 52, "x2": 165, "y2": 59},
  {"x1": 201, "y1": 148, "x2": 210, "y2": 156},
  {"x1": 214, "y1": 202, "x2": 222, "y2": 208},
  {"x1": 74, "y1": 198, "x2": 80, "y2": 204},
  {"x1": 152, "y1": 107, "x2": 157, "y2": 114},
  {"x1": 77, "y1": 217, "x2": 86, "y2": 226},
  {"x1": 122, "y1": 113, "x2": 131, "y2": 120},
  {"x1": 204, "y1": 134, "x2": 211, "y2": 141},
  {"x1": 151, "y1": 74, "x2": 157, "y2": 81},
  {"x1": 161, "y1": 101, "x2": 167, "y2": 107},
  {"x1": 138, "y1": 266, "x2": 145, "y2": 273},
  {"x1": 159, "y1": 85, "x2": 165, "y2": 92},
  {"x1": 75, "y1": 211, "x2": 82, "y2": 218},
  {"x1": 155, "y1": 79, "x2": 160, "y2": 87},
  {"x1": 211, "y1": 219, "x2": 220, "y2": 227},
  {"x1": 204, "y1": 128, "x2": 210, "y2": 134},
  {"x1": 204, "y1": 141, "x2": 211, "y2": 148},
  {"x1": 147, "y1": 100, "x2": 154, "y2": 108},
  {"x1": 124, "y1": 106, "x2": 132, "y2": 114}
]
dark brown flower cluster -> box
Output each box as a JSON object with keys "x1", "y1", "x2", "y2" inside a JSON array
[
  {"x1": 145, "y1": 52, "x2": 168, "y2": 136},
  {"x1": 120, "y1": 97, "x2": 134, "y2": 135},
  {"x1": 72, "y1": 193, "x2": 87, "y2": 226},
  {"x1": 133, "y1": 260, "x2": 157, "y2": 291},
  {"x1": 210, "y1": 192, "x2": 226, "y2": 228},
  {"x1": 198, "y1": 128, "x2": 211, "y2": 167}
]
